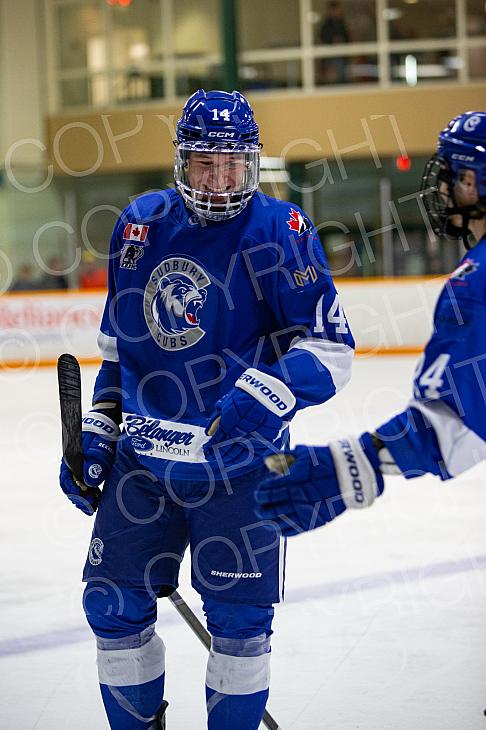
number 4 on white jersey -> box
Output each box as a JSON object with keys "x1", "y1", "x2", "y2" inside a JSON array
[
  {"x1": 315, "y1": 293, "x2": 349, "y2": 335},
  {"x1": 414, "y1": 353, "x2": 451, "y2": 399}
]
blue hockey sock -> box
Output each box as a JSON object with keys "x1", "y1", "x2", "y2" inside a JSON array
[
  {"x1": 206, "y1": 684, "x2": 269, "y2": 730},
  {"x1": 83, "y1": 582, "x2": 165, "y2": 728},
  {"x1": 203, "y1": 599, "x2": 274, "y2": 730},
  {"x1": 97, "y1": 627, "x2": 166, "y2": 730},
  {"x1": 205, "y1": 633, "x2": 271, "y2": 730}
]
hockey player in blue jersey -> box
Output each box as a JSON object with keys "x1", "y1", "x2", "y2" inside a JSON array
[
  {"x1": 59, "y1": 89, "x2": 354, "y2": 729},
  {"x1": 256, "y1": 110, "x2": 486, "y2": 537}
]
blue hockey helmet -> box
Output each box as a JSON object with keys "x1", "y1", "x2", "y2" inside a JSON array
[
  {"x1": 421, "y1": 111, "x2": 486, "y2": 248},
  {"x1": 174, "y1": 89, "x2": 261, "y2": 221}
]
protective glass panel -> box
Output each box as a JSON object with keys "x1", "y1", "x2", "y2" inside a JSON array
[
  {"x1": 311, "y1": 0, "x2": 377, "y2": 44},
  {"x1": 238, "y1": 0, "x2": 301, "y2": 51},
  {"x1": 386, "y1": 0, "x2": 456, "y2": 39}
]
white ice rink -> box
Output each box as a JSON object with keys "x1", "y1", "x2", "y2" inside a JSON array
[{"x1": 1, "y1": 356, "x2": 485, "y2": 730}]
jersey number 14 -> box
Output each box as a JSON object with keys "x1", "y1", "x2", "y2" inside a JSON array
[{"x1": 315, "y1": 294, "x2": 349, "y2": 335}]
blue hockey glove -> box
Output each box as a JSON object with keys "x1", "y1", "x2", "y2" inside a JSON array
[
  {"x1": 59, "y1": 404, "x2": 120, "y2": 516},
  {"x1": 255, "y1": 433, "x2": 385, "y2": 536},
  {"x1": 204, "y1": 368, "x2": 296, "y2": 471}
]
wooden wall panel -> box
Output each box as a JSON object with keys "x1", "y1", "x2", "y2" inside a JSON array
[{"x1": 47, "y1": 84, "x2": 486, "y2": 175}]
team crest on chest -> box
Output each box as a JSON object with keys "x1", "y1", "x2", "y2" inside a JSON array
[{"x1": 144, "y1": 256, "x2": 210, "y2": 350}]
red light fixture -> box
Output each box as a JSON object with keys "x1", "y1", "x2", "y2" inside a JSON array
[
  {"x1": 395, "y1": 155, "x2": 412, "y2": 172},
  {"x1": 106, "y1": 0, "x2": 133, "y2": 6}
]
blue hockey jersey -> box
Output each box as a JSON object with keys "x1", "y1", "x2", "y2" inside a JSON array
[
  {"x1": 377, "y1": 235, "x2": 486, "y2": 479},
  {"x1": 93, "y1": 188, "x2": 355, "y2": 479}
]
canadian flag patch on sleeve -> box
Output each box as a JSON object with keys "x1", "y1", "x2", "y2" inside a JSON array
[{"x1": 123, "y1": 223, "x2": 149, "y2": 242}]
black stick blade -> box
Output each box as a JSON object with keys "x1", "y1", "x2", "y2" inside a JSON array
[{"x1": 57, "y1": 353, "x2": 84, "y2": 484}]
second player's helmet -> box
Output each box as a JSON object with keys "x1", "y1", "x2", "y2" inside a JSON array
[
  {"x1": 174, "y1": 89, "x2": 261, "y2": 221},
  {"x1": 421, "y1": 110, "x2": 486, "y2": 248}
]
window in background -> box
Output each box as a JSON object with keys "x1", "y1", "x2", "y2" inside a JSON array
[
  {"x1": 110, "y1": 0, "x2": 163, "y2": 68},
  {"x1": 59, "y1": 78, "x2": 91, "y2": 108},
  {"x1": 175, "y1": 63, "x2": 222, "y2": 97},
  {"x1": 466, "y1": 0, "x2": 486, "y2": 36},
  {"x1": 390, "y1": 50, "x2": 460, "y2": 84},
  {"x1": 174, "y1": 0, "x2": 221, "y2": 57},
  {"x1": 468, "y1": 47, "x2": 486, "y2": 78},
  {"x1": 240, "y1": 60, "x2": 302, "y2": 91},
  {"x1": 311, "y1": 0, "x2": 377, "y2": 44},
  {"x1": 110, "y1": 0, "x2": 164, "y2": 103},
  {"x1": 50, "y1": 0, "x2": 483, "y2": 110},
  {"x1": 56, "y1": 3, "x2": 104, "y2": 70},
  {"x1": 238, "y1": 0, "x2": 301, "y2": 51},
  {"x1": 314, "y1": 54, "x2": 378, "y2": 85},
  {"x1": 386, "y1": 0, "x2": 456, "y2": 40},
  {"x1": 173, "y1": 0, "x2": 222, "y2": 96}
]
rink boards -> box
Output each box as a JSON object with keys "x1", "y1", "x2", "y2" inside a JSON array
[{"x1": 0, "y1": 276, "x2": 445, "y2": 367}]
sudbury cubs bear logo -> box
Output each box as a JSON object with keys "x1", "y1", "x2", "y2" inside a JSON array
[
  {"x1": 151, "y1": 275, "x2": 207, "y2": 334},
  {"x1": 144, "y1": 257, "x2": 211, "y2": 350}
]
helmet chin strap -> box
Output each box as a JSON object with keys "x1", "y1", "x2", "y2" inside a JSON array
[{"x1": 446, "y1": 203, "x2": 483, "y2": 250}]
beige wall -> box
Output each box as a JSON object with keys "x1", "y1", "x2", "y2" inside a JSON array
[{"x1": 47, "y1": 83, "x2": 486, "y2": 175}]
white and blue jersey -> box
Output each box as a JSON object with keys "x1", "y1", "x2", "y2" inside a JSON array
[
  {"x1": 377, "y1": 235, "x2": 486, "y2": 479},
  {"x1": 93, "y1": 188, "x2": 355, "y2": 480}
]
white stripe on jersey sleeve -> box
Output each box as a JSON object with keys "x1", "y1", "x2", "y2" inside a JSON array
[
  {"x1": 410, "y1": 399, "x2": 486, "y2": 477},
  {"x1": 289, "y1": 337, "x2": 354, "y2": 392},
  {"x1": 97, "y1": 331, "x2": 119, "y2": 362}
]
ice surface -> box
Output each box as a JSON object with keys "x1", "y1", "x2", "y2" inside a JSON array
[{"x1": 1, "y1": 357, "x2": 485, "y2": 729}]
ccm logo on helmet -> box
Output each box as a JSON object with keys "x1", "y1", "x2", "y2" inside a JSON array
[
  {"x1": 207, "y1": 131, "x2": 236, "y2": 138},
  {"x1": 338, "y1": 438, "x2": 365, "y2": 504},
  {"x1": 237, "y1": 373, "x2": 289, "y2": 412}
]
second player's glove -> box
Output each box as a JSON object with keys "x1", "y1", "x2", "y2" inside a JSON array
[
  {"x1": 59, "y1": 403, "x2": 121, "y2": 516},
  {"x1": 204, "y1": 368, "x2": 296, "y2": 472},
  {"x1": 255, "y1": 433, "x2": 385, "y2": 536}
]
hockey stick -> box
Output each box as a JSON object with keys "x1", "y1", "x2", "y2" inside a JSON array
[
  {"x1": 168, "y1": 590, "x2": 282, "y2": 730},
  {"x1": 58, "y1": 353, "x2": 102, "y2": 513},
  {"x1": 58, "y1": 353, "x2": 85, "y2": 487},
  {"x1": 57, "y1": 354, "x2": 282, "y2": 730}
]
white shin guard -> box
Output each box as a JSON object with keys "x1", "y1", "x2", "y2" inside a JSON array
[
  {"x1": 96, "y1": 625, "x2": 165, "y2": 687},
  {"x1": 206, "y1": 633, "x2": 271, "y2": 696}
]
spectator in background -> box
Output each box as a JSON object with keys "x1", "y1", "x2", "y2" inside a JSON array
[
  {"x1": 79, "y1": 250, "x2": 108, "y2": 289},
  {"x1": 319, "y1": 0, "x2": 350, "y2": 84},
  {"x1": 10, "y1": 263, "x2": 39, "y2": 291},
  {"x1": 40, "y1": 256, "x2": 69, "y2": 290}
]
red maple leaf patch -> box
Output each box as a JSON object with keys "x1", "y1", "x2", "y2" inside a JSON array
[{"x1": 286, "y1": 208, "x2": 311, "y2": 236}]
